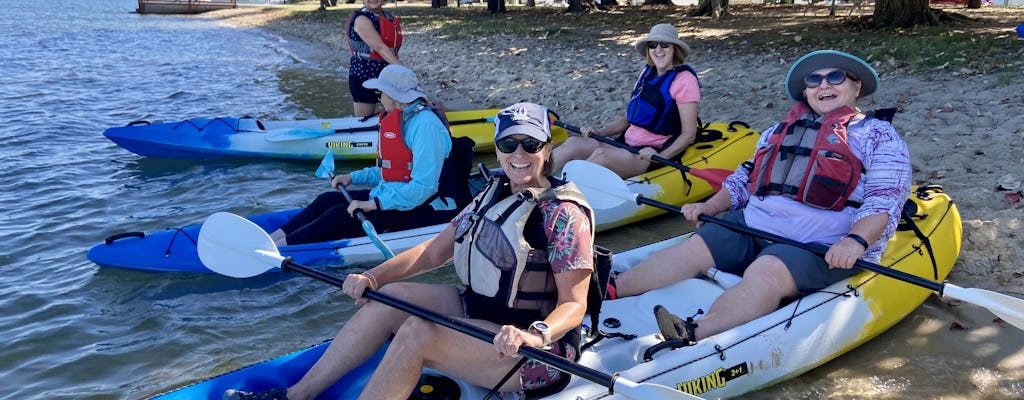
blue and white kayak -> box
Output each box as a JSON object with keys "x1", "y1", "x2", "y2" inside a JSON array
[
  {"x1": 102, "y1": 108, "x2": 569, "y2": 161},
  {"x1": 149, "y1": 186, "x2": 961, "y2": 399}
]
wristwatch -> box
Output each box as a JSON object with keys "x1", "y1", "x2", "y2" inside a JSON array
[{"x1": 529, "y1": 321, "x2": 552, "y2": 346}]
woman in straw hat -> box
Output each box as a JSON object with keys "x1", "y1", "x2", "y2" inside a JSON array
[
  {"x1": 551, "y1": 23, "x2": 700, "y2": 178},
  {"x1": 608, "y1": 50, "x2": 911, "y2": 344}
]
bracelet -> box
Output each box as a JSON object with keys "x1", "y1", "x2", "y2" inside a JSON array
[
  {"x1": 361, "y1": 272, "x2": 379, "y2": 290},
  {"x1": 845, "y1": 233, "x2": 870, "y2": 250}
]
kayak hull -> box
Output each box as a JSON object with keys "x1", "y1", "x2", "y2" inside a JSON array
[
  {"x1": 103, "y1": 109, "x2": 569, "y2": 160},
  {"x1": 150, "y1": 186, "x2": 961, "y2": 399}
]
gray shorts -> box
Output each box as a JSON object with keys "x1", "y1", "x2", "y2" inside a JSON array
[{"x1": 696, "y1": 210, "x2": 857, "y2": 294}]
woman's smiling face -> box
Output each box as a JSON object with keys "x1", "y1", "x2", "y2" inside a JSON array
[
  {"x1": 804, "y1": 68, "x2": 862, "y2": 114},
  {"x1": 648, "y1": 42, "x2": 676, "y2": 71},
  {"x1": 496, "y1": 134, "x2": 550, "y2": 192}
]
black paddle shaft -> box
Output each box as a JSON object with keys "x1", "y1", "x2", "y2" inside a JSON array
[
  {"x1": 634, "y1": 195, "x2": 947, "y2": 294},
  {"x1": 277, "y1": 258, "x2": 620, "y2": 391},
  {"x1": 553, "y1": 121, "x2": 694, "y2": 174}
]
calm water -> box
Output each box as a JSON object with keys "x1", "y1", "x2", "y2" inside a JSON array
[{"x1": 2, "y1": 1, "x2": 1020, "y2": 399}]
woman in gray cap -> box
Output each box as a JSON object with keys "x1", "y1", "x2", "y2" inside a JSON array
[
  {"x1": 551, "y1": 23, "x2": 700, "y2": 178},
  {"x1": 268, "y1": 64, "x2": 471, "y2": 247},
  {"x1": 608, "y1": 50, "x2": 911, "y2": 344},
  {"x1": 228, "y1": 103, "x2": 597, "y2": 400}
]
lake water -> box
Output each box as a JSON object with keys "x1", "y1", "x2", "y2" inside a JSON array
[{"x1": 1, "y1": 1, "x2": 1020, "y2": 399}]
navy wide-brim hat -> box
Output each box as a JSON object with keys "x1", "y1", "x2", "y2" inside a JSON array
[{"x1": 785, "y1": 50, "x2": 879, "y2": 102}]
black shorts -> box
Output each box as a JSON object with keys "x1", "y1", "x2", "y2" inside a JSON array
[
  {"x1": 348, "y1": 57, "x2": 388, "y2": 103},
  {"x1": 697, "y1": 210, "x2": 858, "y2": 294}
]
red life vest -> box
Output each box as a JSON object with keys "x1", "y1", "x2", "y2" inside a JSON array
[
  {"x1": 747, "y1": 103, "x2": 864, "y2": 211},
  {"x1": 374, "y1": 15, "x2": 402, "y2": 62},
  {"x1": 376, "y1": 103, "x2": 449, "y2": 182},
  {"x1": 346, "y1": 9, "x2": 402, "y2": 61}
]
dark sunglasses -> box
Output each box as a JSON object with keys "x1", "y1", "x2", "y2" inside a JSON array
[
  {"x1": 646, "y1": 41, "x2": 672, "y2": 49},
  {"x1": 804, "y1": 70, "x2": 857, "y2": 89},
  {"x1": 496, "y1": 137, "x2": 546, "y2": 154}
]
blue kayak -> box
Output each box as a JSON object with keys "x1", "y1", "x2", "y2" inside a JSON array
[{"x1": 87, "y1": 208, "x2": 449, "y2": 273}]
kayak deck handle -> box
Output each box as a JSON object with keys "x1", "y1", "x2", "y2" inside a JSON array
[{"x1": 104, "y1": 231, "x2": 145, "y2": 245}]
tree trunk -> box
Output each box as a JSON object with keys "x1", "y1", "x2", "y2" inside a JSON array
[
  {"x1": 874, "y1": 0, "x2": 937, "y2": 27},
  {"x1": 690, "y1": 0, "x2": 730, "y2": 19},
  {"x1": 567, "y1": 0, "x2": 599, "y2": 12},
  {"x1": 487, "y1": 0, "x2": 507, "y2": 13}
]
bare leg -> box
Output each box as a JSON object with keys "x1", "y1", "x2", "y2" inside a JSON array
[
  {"x1": 614, "y1": 234, "x2": 714, "y2": 297},
  {"x1": 692, "y1": 255, "x2": 798, "y2": 340},
  {"x1": 352, "y1": 102, "x2": 378, "y2": 118},
  {"x1": 550, "y1": 136, "x2": 601, "y2": 174},
  {"x1": 358, "y1": 316, "x2": 527, "y2": 399},
  {"x1": 285, "y1": 283, "x2": 463, "y2": 400},
  {"x1": 586, "y1": 147, "x2": 651, "y2": 178}
]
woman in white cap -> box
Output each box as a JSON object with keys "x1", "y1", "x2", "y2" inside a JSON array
[
  {"x1": 608, "y1": 50, "x2": 911, "y2": 344},
  {"x1": 227, "y1": 103, "x2": 597, "y2": 400},
  {"x1": 268, "y1": 64, "x2": 471, "y2": 247},
  {"x1": 551, "y1": 23, "x2": 700, "y2": 178},
  {"x1": 345, "y1": 0, "x2": 403, "y2": 117}
]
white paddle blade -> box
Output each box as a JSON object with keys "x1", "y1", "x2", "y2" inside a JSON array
[
  {"x1": 942, "y1": 284, "x2": 1024, "y2": 330},
  {"x1": 562, "y1": 160, "x2": 637, "y2": 210},
  {"x1": 316, "y1": 150, "x2": 336, "y2": 178},
  {"x1": 615, "y1": 377, "x2": 702, "y2": 400},
  {"x1": 198, "y1": 212, "x2": 284, "y2": 278}
]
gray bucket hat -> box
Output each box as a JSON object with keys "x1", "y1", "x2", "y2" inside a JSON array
[
  {"x1": 785, "y1": 50, "x2": 878, "y2": 102},
  {"x1": 633, "y1": 24, "x2": 691, "y2": 58},
  {"x1": 363, "y1": 64, "x2": 428, "y2": 103}
]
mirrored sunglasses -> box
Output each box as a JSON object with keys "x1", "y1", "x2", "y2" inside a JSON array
[
  {"x1": 496, "y1": 137, "x2": 545, "y2": 154},
  {"x1": 646, "y1": 41, "x2": 672, "y2": 49},
  {"x1": 804, "y1": 70, "x2": 857, "y2": 89}
]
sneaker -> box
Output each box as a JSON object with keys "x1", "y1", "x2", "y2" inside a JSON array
[{"x1": 223, "y1": 387, "x2": 288, "y2": 400}]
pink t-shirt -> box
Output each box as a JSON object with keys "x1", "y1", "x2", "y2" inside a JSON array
[{"x1": 623, "y1": 70, "x2": 700, "y2": 148}]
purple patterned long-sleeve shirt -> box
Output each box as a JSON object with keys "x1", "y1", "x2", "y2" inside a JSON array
[{"x1": 722, "y1": 115, "x2": 912, "y2": 262}]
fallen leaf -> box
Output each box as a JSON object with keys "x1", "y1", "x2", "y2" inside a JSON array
[
  {"x1": 1006, "y1": 192, "x2": 1022, "y2": 205},
  {"x1": 950, "y1": 322, "x2": 967, "y2": 331},
  {"x1": 926, "y1": 110, "x2": 935, "y2": 120}
]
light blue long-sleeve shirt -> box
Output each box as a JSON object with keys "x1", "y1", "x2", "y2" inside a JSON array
[{"x1": 350, "y1": 101, "x2": 452, "y2": 211}]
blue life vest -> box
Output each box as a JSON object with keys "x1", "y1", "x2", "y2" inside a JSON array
[{"x1": 626, "y1": 64, "x2": 698, "y2": 137}]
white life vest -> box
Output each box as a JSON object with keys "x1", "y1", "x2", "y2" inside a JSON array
[{"x1": 452, "y1": 177, "x2": 594, "y2": 314}]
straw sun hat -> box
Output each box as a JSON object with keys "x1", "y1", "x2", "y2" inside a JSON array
[{"x1": 633, "y1": 24, "x2": 691, "y2": 59}]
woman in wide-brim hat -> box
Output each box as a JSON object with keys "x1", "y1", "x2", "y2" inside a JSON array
[
  {"x1": 610, "y1": 49, "x2": 912, "y2": 345},
  {"x1": 551, "y1": 23, "x2": 701, "y2": 179}
]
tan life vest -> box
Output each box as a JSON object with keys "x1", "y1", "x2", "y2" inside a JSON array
[
  {"x1": 747, "y1": 103, "x2": 865, "y2": 211},
  {"x1": 452, "y1": 177, "x2": 594, "y2": 314}
]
